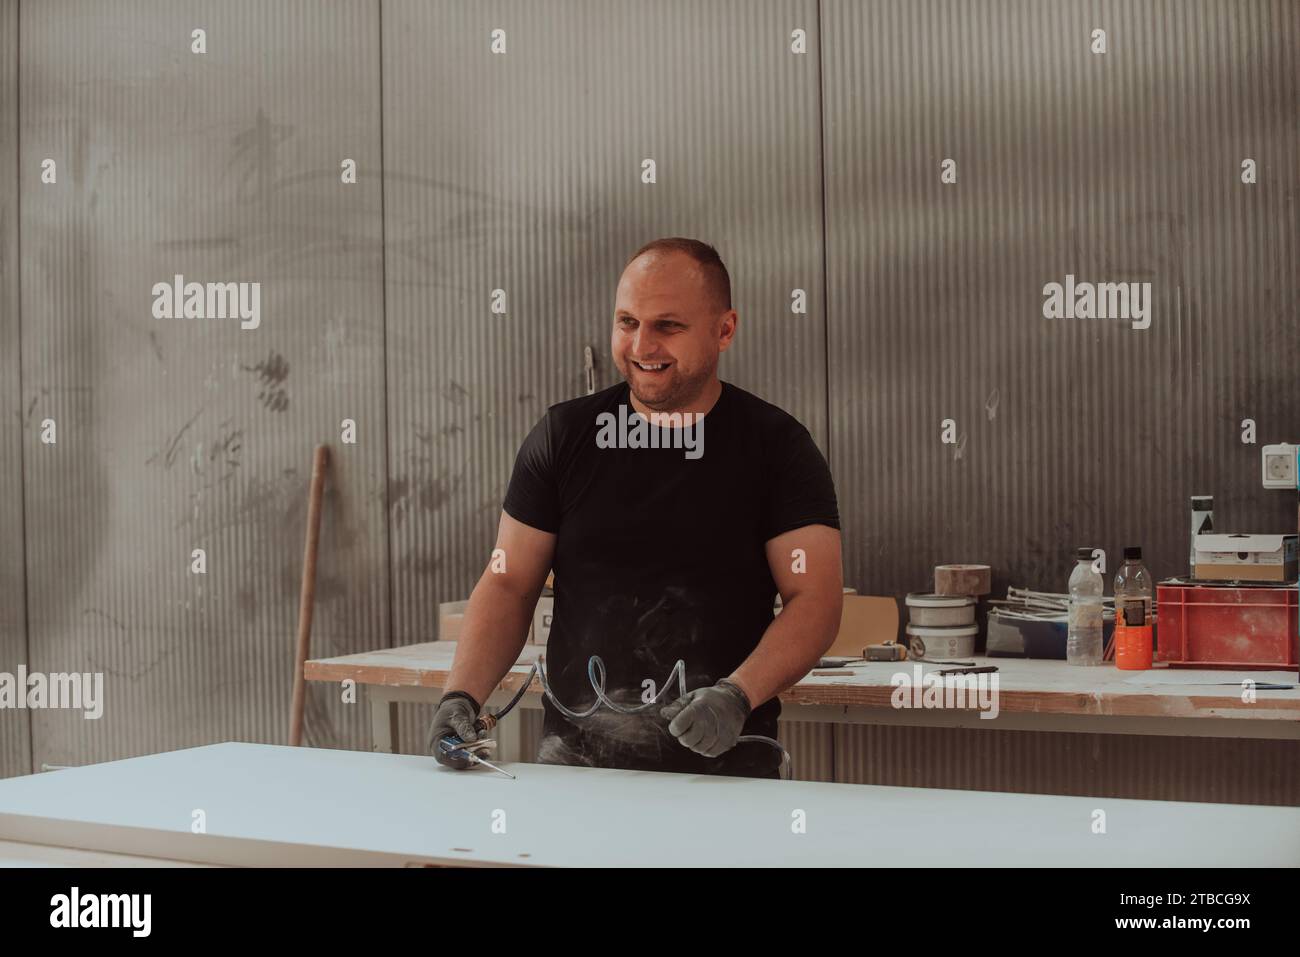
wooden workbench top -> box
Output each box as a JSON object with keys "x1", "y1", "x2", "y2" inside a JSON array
[{"x1": 305, "y1": 641, "x2": 1300, "y2": 722}]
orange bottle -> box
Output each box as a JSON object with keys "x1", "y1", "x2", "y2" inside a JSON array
[
  {"x1": 1114, "y1": 546, "x2": 1154, "y2": 670},
  {"x1": 1115, "y1": 624, "x2": 1154, "y2": 669}
]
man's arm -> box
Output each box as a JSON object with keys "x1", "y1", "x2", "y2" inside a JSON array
[
  {"x1": 444, "y1": 511, "x2": 556, "y2": 709},
  {"x1": 725, "y1": 523, "x2": 843, "y2": 709}
]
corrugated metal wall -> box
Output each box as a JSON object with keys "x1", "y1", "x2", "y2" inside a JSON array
[
  {"x1": 824, "y1": 0, "x2": 1300, "y2": 603},
  {"x1": 836, "y1": 725, "x2": 1300, "y2": 806},
  {"x1": 1, "y1": 0, "x2": 1295, "y2": 802},
  {"x1": 380, "y1": 0, "x2": 825, "y2": 755},
  {"x1": 0, "y1": 0, "x2": 29, "y2": 779},
  {"x1": 16, "y1": 0, "x2": 385, "y2": 769}
]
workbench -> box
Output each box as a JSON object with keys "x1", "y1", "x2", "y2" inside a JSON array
[
  {"x1": 0, "y1": 743, "x2": 1295, "y2": 866},
  {"x1": 304, "y1": 641, "x2": 1300, "y2": 760}
]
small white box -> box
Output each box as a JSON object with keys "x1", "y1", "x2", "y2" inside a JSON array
[{"x1": 1193, "y1": 533, "x2": 1298, "y2": 582}]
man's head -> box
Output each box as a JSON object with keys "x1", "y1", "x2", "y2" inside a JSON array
[{"x1": 612, "y1": 238, "x2": 737, "y2": 412}]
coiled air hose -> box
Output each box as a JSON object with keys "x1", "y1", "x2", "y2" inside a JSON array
[{"x1": 479, "y1": 654, "x2": 791, "y2": 780}]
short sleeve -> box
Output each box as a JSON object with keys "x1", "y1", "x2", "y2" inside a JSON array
[
  {"x1": 762, "y1": 424, "x2": 840, "y2": 541},
  {"x1": 502, "y1": 413, "x2": 561, "y2": 534}
]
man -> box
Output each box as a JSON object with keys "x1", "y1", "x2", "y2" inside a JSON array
[{"x1": 428, "y1": 237, "x2": 842, "y2": 778}]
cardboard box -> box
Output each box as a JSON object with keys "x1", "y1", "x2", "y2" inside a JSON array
[
  {"x1": 1194, "y1": 533, "x2": 1298, "y2": 583},
  {"x1": 775, "y1": 591, "x2": 897, "y2": 657},
  {"x1": 437, "y1": 600, "x2": 468, "y2": 642},
  {"x1": 444, "y1": 588, "x2": 557, "y2": 645},
  {"x1": 532, "y1": 594, "x2": 554, "y2": 645}
]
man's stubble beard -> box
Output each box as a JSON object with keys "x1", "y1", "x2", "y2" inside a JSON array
[{"x1": 625, "y1": 355, "x2": 717, "y2": 413}]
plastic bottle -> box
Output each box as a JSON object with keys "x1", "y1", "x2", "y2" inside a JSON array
[
  {"x1": 1114, "y1": 545, "x2": 1154, "y2": 670},
  {"x1": 1067, "y1": 547, "x2": 1104, "y2": 665}
]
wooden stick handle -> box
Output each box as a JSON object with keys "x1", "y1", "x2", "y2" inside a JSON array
[{"x1": 290, "y1": 444, "x2": 331, "y2": 746}]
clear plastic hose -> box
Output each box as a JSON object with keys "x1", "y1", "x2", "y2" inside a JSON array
[{"x1": 490, "y1": 655, "x2": 791, "y2": 780}]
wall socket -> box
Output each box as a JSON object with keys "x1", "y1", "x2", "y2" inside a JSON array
[{"x1": 1261, "y1": 443, "x2": 1298, "y2": 489}]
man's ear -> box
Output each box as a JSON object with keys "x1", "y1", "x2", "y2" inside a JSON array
[{"x1": 716, "y1": 309, "x2": 738, "y2": 352}]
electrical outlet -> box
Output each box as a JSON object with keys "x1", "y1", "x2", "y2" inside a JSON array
[{"x1": 1261, "y1": 443, "x2": 1298, "y2": 489}]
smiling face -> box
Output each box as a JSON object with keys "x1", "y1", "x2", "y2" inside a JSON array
[{"x1": 611, "y1": 251, "x2": 737, "y2": 413}]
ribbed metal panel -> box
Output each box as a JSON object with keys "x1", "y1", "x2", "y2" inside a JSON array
[
  {"x1": 824, "y1": 0, "x2": 1300, "y2": 606},
  {"x1": 779, "y1": 719, "x2": 835, "y2": 782},
  {"x1": 19, "y1": 0, "x2": 385, "y2": 768},
  {"x1": 835, "y1": 725, "x2": 1300, "y2": 806},
  {"x1": 382, "y1": 0, "x2": 826, "y2": 659},
  {"x1": 0, "y1": 0, "x2": 29, "y2": 779},
  {"x1": 518, "y1": 704, "x2": 543, "y2": 763}
]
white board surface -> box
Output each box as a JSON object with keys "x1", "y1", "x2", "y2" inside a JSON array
[{"x1": 0, "y1": 743, "x2": 1295, "y2": 867}]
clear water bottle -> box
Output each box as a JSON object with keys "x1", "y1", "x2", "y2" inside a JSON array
[
  {"x1": 1114, "y1": 546, "x2": 1153, "y2": 626},
  {"x1": 1067, "y1": 547, "x2": 1104, "y2": 665}
]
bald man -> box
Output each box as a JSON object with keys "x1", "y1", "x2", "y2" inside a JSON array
[{"x1": 428, "y1": 237, "x2": 843, "y2": 778}]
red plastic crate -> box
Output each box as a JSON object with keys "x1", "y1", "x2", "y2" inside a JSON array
[{"x1": 1156, "y1": 582, "x2": 1299, "y2": 670}]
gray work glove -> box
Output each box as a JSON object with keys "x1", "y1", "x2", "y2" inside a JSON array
[
  {"x1": 427, "y1": 691, "x2": 483, "y2": 770},
  {"x1": 660, "y1": 679, "x2": 752, "y2": 757}
]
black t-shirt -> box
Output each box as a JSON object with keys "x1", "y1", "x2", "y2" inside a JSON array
[{"x1": 503, "y1": 379, "x2": 839, "y2": 777}]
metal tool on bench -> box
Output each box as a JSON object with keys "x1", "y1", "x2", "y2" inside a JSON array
[
  {"x1": 435, "y1": 738, "x2": 514, "y2": 778},
  {"x1": 435, "y1": 713, "x2": 517, "y2": 779},
  {"x1": 864, "y1": 640, "x2": 908, "y2": 661},
  {"x1": 818, "y1": 656, "x2": 869, "y2": 668},
  {"x1": 816, "y1": 639, "x2": 910, "y2": 668}
]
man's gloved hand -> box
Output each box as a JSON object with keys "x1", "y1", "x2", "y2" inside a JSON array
[
  {"x1": 660, "y1": 679, "x2": 752, "y2": 757},
  {"x1": 427, "y1": 691, "x2": 483, "y2": 769}
]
